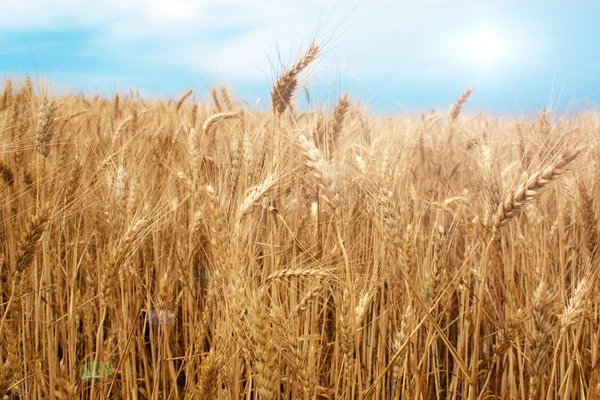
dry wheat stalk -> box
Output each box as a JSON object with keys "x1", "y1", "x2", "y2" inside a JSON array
[
  {"x1": 429, "y1": 223, "x2": 446, "y2": 305},
  {"x1": 250, "y1": 295, "x2": 278, "y2": 400},
  {"x1": 35, "y1": 97, "x2": 56, "y2": 157},
  {"x1": 578, "y1": 181, "x2": 598, "y2": 259},
  {"x1": 15, "y1": 206, "x2": 51, "y2": 272},
  {"x1": 294, "y1": 284, "x2": 323, "y2": 314},
  {"x1": 298, "y1": 135, "x2": 340, "y2": 209},
  {"x1": 329, "y1": 93, "x2": 350, "y2": 151},
  {"x1": 380, "y1": 187, "x2": 403, "y2": 257},
  {"x1": 220, "y1": 84, "x2": 233, "y2": 110},
  {"x1": 191, "y1": 102, "x2": 198, "y2": 128},
  {"x1": 202, "y1": 111, "x2": 239, "y2": 135},
  {"x1": 113, "y1": 93, "x2": 121, "y2": 119},
  {"x1": 448, "y1": 88, "x2": 472, "y2": 121},
  {"x1": 112, "y1": 163, "x2": 129, "y2": 229},
  {"x1": 0, "y1": 328, "x2": 20, "y2": 397},
  {"x1": 560, "y1": 278, "x2": 589, "y2": 331},
  {"x1": 238, "y1": 173, "x2": 277, "y2": 220},
  {"x1": 529, "y1": 280, "x2": 554, "y2": 400},
  {"x1": 0, "y1": 162, "x2": 14, "y2": 189},
  {"x1": 196, "y1": 350, "x2": 220, "y2": 399},
  {"x1": 493, "y1": 149, "x2": 581, "y2": 231},
  {"x1": 22, "y1": 76, "x2": 33, "y2": 99},
  {"x1": 265, "y1": 267, "x2": 328, "y2": 283},
  {"x1": 175, "y1": 89, "x2": 193, "y2": 112},
  {"x1": 272, "y1": 43, "x2": 319, "y2": 115},
  {"x1": 63, "y1": 160, "x2": 82, "y2": 206},
  {"x1": 211, "y1": 88, "x2": 222, "y2": 112},
  {"x1": 338, "y1": 288, "x2": 354, "y2": 381},
  {"x1": 2, "y1": 79, "x2": 12, "y2": 109},
  {"x1": 100, "y1": 218, "x2": 145, "y2": 301},
  {"x1": 391, "y1": 304, "x2": 414, "y2": 392}
]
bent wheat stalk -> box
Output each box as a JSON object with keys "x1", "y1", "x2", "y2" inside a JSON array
[
  {"x1": 448, "y1": 88, "x2": 472, "y2": 122},
  {"x1": 271, "y1": 43, "x2": 319, "y2": 115},
  {"x1": 202, "y1": 111, "x2": 239, "y2": 135},
  {"x1": 492, "y1": 149, "x2": 582, "y2": 231}
]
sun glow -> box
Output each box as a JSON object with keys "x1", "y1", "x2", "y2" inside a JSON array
[{"x1": 458, "y1": 24, "x2": 510, "y2": 68}]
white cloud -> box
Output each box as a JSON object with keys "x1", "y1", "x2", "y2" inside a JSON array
[
  {"x1": 0, "y1": 0, "x2": 540, "y2": 89},
  {"x1": 0, "y1": 0, "x2": 331, "y2": 79}
]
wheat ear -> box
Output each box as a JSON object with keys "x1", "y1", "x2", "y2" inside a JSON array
[
  {"x1": 448, "y1": 88, "x2": 472, "y2": 121},
  {"x1": 528, "y1": 280, "x2": 554, "y2": 400},
  {"x1": 250, "y1": 295, "x2": 278, "y2": 400},
  {"x1": 35, "y1": 97, "x2": 56, "y2": 157},
  {"x1": 238, "y1": 173, "x2": 278, "y2": 220},
  {"x1": 0, "y1": 162, "x2": 14, "y2": 189},
  {"x1": 493, "y1": 149, "x2": 581, "y2": 231},
  {"x1": 272, "y1": 43, "x2": 319, "y2": 115},
  {"x1": 15, "y1": 206, "x2": 51, "y2": 272},
  {"x1": 2, "y1": 79, "x2": 12, "y2": 109},
  {"x1": 175, "y1": 89, "x2": 193, "y2": 112},
  {"x1": 298, "y1": 135, "x2": 339, "y2": 210},
  {"x1": 196, "y1": 350, "x2": 220, "y2": 399},
  {"x1": 330, "y1": 93, "x2": 350, "y2": 151},
  {"x1": 202, "y1": 111, "x2": 239, "y2": 135},
  {"x1": 210, "y1": 88, "x2": 222, "y2": 112},
  {"x1": 220, "y1": 84, "x2": 233, "y2": 110}
]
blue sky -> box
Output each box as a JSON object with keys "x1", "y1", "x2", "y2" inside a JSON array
[{"x1": 1, "y1": 0, "x2": 599, "y2": 114}]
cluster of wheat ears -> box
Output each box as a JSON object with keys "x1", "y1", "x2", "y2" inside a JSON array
[{"x1": 0, "y1": 42, "x2": 598, "y2": 399}]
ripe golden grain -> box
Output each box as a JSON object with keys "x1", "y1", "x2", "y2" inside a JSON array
[{"x1": 0, "y1": 55, "x2": 595, "y2": 399}]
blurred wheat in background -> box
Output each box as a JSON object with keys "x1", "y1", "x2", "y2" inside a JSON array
[{"x1": 0, "y1": 43, "x2": 598, "y2": 399}]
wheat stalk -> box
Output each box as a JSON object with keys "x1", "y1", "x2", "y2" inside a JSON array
[
  {"x1": 448, "y1": 88, "x2": 472, "y2": 121},
  {"x1": 493, "y1": 149, "x2": 581, "y2": 231},
  {"x1": 202, "y1": 111, "x2": 239, "y2": 135},
  {"x1": 528, "y1": 280, "x2": 554, "y2": 400},
  {"x1": 175, "y1": 89, "x2": 193, "y2": 112},
  {"x1": 272, "y1": 43, "x2": 319, "y2": 115},
  {"x1": 15, "y1": 206, "x2": 51, "y2": 272},
  {"x1": 35, "y1": 97, "x2": 56, "y2": 157},
  {"x1": 298, "y1": 134, "x2": 340, "y2": 210},
  {"x1": 329, "y1": 93, "x2": 350, "y2": 152}
]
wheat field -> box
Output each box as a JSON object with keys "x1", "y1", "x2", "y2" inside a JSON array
[{"x1": 0, "y1": 43, "x2": 598, "y2": 399}]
